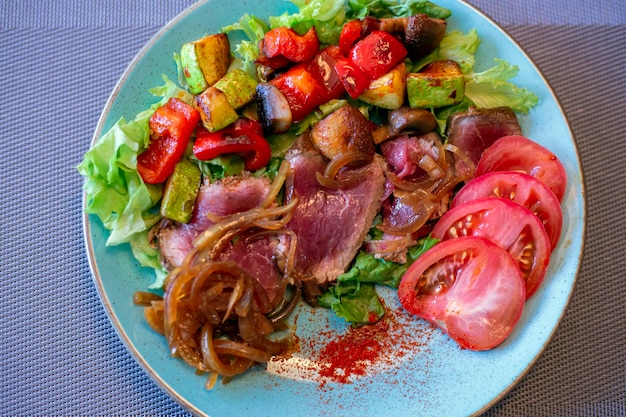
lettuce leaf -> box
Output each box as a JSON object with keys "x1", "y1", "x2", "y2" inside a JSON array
[
  {"x1": 192, "y1": 154, "x2": 245, "y2": 180},
  {"x1": 464, "y1": 58, "x2": 539, "y2": 113},
  {"x1": 222, "y1": 14, "x2": 269, "y2": 74},
  {"x1": 269, "y1": 0, "x2": 347, "y2": 45},
  {"x1": 438, "y1": 29, "x2": 480, "y2": 72},
  {"x1": 411, "y1": 29, "x2": 480, "y2": 73},
  {"x1": 222, "y1": 13, "x2": 268, "y2": 42},
  {"x1": 268, "y1": 0, "x2": 451, "y2": 45},
  {"x1": 347, "y1": 0, "x2": 451, "y2": 19},
  {"x1": 78, "y1": 75, "x2": 190, "y2": 282},
  {"x1": 285, "y1": 0, "x2": 347, "y2": 22},
  {"x1": 414, "y1": 30, "x2": 538, "y2": 129},
  {"x1": 318, "y1": 281, "x2": 385, "y2": 324},
  {"x1": 319, "y1": 236, "x2": 438, "y2": 324}
]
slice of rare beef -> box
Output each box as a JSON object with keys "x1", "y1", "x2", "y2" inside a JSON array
[
  {"x1": 157, "y1": 175, "x2": 283, "y2": 302},
  {"x1": 446, "y1": 106, "x2": 521, "y2": 165},
  {"x1": 284, "y1": 135, "x2": 386, "y2": 303}
]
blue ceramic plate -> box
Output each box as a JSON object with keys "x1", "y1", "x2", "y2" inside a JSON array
[{"x1": 83, "y1": 0, "x2": 585, "y2": 415}]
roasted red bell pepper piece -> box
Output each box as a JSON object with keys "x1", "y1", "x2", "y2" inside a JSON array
[
  {"x1": 269, "y1": 47, "x2": 346, "y2": 122},
  {"x1": 192, "y1": 118, "x2": 272, "y2": 171},
  {"x1": 339, "y1": 19, "x2": 364, "y2": 54},
  {"x1": 137, "y1": 97, "x2": 200, "y2": 184},
  {"x1": 333, "y1": 57, "x2": 371, "y2": 98},
  {"x1": 270, "y1": 65, "x2": 322, "y2": 122},
  {"x1": 256, "y1": 39, "x2": 292, "y2": 70},
  {"x1": 350, "y1": 30, "x2": 407, "y2": 80},
  {"x1": 308, "y1": 46, "x2": 346, "y2": 99},
  {"x1": 262, "y1": 27, "x2": 320, "y2": 63}
]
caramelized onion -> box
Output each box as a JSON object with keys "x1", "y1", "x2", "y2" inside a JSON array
[
  {"x1": 200, "y1": 324, "x2": 255, "y2": 377},
  {"x1": 418, "y1": 154, "x2": 445, "y2": 180},
  {"x1": 378, "y1": 188, "x2": 440, "y2": 235},
  {"x1": 143, "y1": 301, "x2": 165, "y2": 335},
  {"x1": 380, "y1": 140, "x2": 473, "y2": 237},
  {"x1": 268, "y1": 286, "x2": 301, "y2": 323},
  {"x1": 325, "y1": 150, "x2": 373, "y2": 178},
  {"x1": 205, "y1": 372, "x2": 219, "y2": 390},
  {"x1": 148, "y1": 161, "x2": 299, "y2": 389},
  {"x1": 444, "y1": 143, "x2": 476, "y2": 180},
  {"x1": 193, "y1": 199, "x2": 298, "y2": 254},
  {"x1": 133, "y1": 291, "x2": 162, "y2": 306},
  {"x1": 213, "y1": 339, "x2": 273, "y2": 363},
  {"x1": 259, "y1": 159, "x2": 291, "y2": 209},
  {"x1": 316, "y1": 150, "x2": 373, "y2": 189}
]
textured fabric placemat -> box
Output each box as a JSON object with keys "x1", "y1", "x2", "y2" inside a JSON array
[{"x1": 1, "y1": 0, "x2": 625, "y2": 416}]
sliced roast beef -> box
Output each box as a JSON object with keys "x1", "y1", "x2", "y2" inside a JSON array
[
  {"x1": 158, "y1": 175, "x2": 272, "y2": 268},
  {"x1": 284, "y1": 134, "x2": 386, "y2": 303},
  {"x1": 446, "y1": 106, "x2": 521, "y2": 165},
  {"x1": 157, "y1": 175, "x2": 283, "y2": 302}
]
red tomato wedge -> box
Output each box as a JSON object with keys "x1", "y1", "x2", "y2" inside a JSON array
[
  {"x1": 451, "y1": 171, "x2": 563, "y2": 250},
  {"x1": 475, "y1": 135, "x2": 567, "y2": 202},
  {"x1": 433, "y1": 198, "x2": 550, "y2": 299},
  {"x1": 398, "y1": 236, "x2": 525, "y2": 351}
]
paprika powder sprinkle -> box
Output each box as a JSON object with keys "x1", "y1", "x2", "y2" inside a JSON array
[
  {"x1": 314, "y1": 305, "x2": 433, "y2": 386},
  {"x1": 317, "y1": 317, "x2": 391, "y2": 384},
  {"x1": 267, "y1": 300, "x2": 434, "y2": 388}
]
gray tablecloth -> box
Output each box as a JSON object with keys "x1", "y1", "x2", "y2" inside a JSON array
[{"x1": 1, "y1": 0, "x2": 624, "y2": 415}]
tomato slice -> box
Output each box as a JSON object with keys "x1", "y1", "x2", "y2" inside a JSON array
[
  {"x1": 398, "y1": 236, "x2": 525, "y2": 351},
  {"x1": 475, "y1": 135, "x2": 567, "y2": 202},
  {"x1": 433, "y1": 197, "x2": 550, "y2": 299},
  {"x1": 451, "y1": 171, "x2": 563, "y2": 250}
]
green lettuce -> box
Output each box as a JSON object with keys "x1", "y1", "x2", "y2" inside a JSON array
[
  {"x1": 318, "y1": 281, "x2": 385, "y2": 325},
  {"x1": 438, "y1": 29, "x2": 480, "y2": 72},
  {"x1": 78, "y1": 75, "x2": 191, "y2": 284},
  {"x1": 221, "y1": 14, "x2": 269, "y2": 75},
  {"x1": 464, "y1": 58, "x2": 539, "y2": 113},
  {"x1": 269, "y1": 0, "x2": 348, "y2": 45},
  {"x1": 411, "y1": 29, "x2": 480, "y2": 73},
  {"x1": 347, "y1": 0, "x2": 451, "y2": 19},
  {"x1": 192, "y1": 154, "x2": 245, "y2": 180},
  {"x1": 267, "y1": 0, "x2": 451, "y2": 45},
  {"x1": 319, "y1": 236, "x2": 438, "y2": 324},
  {"x1": 412, "y1": 29, "x2": 538, "y2": 129}
]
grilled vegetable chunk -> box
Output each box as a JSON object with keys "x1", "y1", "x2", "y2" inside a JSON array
[
  {"x1": 194, "y1": 87, "x2": 239, "y2": 132},
  {"x1": 180, "y1": 33, "x2": 231, "y2": 94},
  {"x1": 310, "y1": 105, "x2": 375, "y2": 160},
  {"x1": 180, "y1": 42, "x2": 208, "y2": 94},
  {"x1": 407, "y1": 60, "x2": 465, "y2": 108},
  {"x1": 160, "y1": 159, "x2": 202, "y2": 224},
  {"x1": 359, "y1": 63, "x2": 407, "y2": 110},
  {"x1": 213, "y1": 69, "x2": 258, "y2": 110}
]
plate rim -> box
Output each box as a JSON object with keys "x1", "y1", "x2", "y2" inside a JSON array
[{"x1": 81, "y1": 0, "x2": 587, "y2": 415}]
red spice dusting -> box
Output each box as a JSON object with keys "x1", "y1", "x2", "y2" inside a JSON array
[
  {"x1": 317, "y1": 318, "x2": 390, "y2": 384},
  {"x1": 267, "y1": 300, "x2": 434, "y2": 392},
  {"x1": 313, "y1": 304, "x2": 433, "y2": 386}
]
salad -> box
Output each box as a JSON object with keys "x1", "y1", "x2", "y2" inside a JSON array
[{"x1": 78, "y1": 0, "x2": 566, "y2": 388}]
